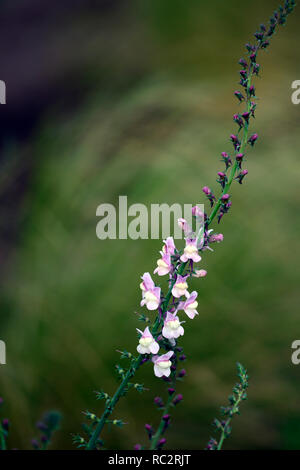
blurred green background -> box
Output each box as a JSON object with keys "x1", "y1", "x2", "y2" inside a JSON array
[{"x1": 0, "y1": 0, "x2": 299, "y2": 450}]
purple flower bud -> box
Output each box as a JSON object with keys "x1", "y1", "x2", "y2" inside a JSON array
[
  {"x1": 31, "y1": 439, "x2": 40, "y2": 450},
  {"x1": 179, "y1": 354, "x2": 186, "y2": 361},
  {"x1": 236, "y1": 153, "x2": 244, "y2": 161},
  {"x1": 36, "y1": 421, "x2": 48, "y2": 432},
  {"x1": 250, "y1": 52, "x2": 257, "y2": 63},
  {"x1": 157, "y1": 438, "x2": 166, "y2": 449},
  {"x1": 242, "y1": 112, "x2": 250, "y2": 123},
  {"x1": 154, "y1": 396, "x2": 164, "y2": 408},
  {"x1": 221, "y1": 194, "x2": 230, "y2": 202},
  {"x1": 134, "y1": 444, "x2": 142, "y2": 450},
  {"x1": 248, "y1": 133, "x2": 258, "y2": 146},
  {"x1": 234, "y1": 91, "x2": 245, "y2": 102},
  {"x1": 202, "y1": 186, "x2": 211, "y2": 195},
  {"x1": 178, "y1": 369, "x2": 186, "y2": 378},
  {"x1": 173, "y1": 394, "x2": 183, "y2": 405},
  {"x1": 254, "y1": 31, "x2": 264, "y2": 41},
  {"x1": 238, "y1": 58, "x2": 248, "y2": 68},
  {"x1": 2, "y1": 419, "x2": 9, "y2": 431},
  {"x1": 253, "y1": 63, "x2": 260, "y2": 75},
  {"x1": 168, "y1": 387, "x2": 175, "y2": 395},
  {"x1": 163, "y1": 414, "x2": 170, "y2": 422},
  {"x1": 261, "y1": 41, "x2": 270, "y2": 49},
  {"x1": 249, "y1": 85, "x2": 255, "y2": 97},
  {"x1": 217, "y1": 172, "x2": 226, "y2": 179},
  {"x1": 235, "y1": 169, "x2": 248, "y2": 184},
  {"x1": 239, "y1": 70, "x2": 247, "y2": 79}
]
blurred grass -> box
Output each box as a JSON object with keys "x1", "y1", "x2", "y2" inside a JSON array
[{"x1": 0, "y1": 0, "x2": 300, "y2": 450}]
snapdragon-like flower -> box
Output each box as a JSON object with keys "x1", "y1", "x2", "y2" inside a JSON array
[
  {"x1": 180, "y1": 239, "x2": 201, "y2": 263},
  {"x1": 140, "y1": 272, "x2": 161, "y2": 310},
  {"x1": 152, "y1": 351, "x2": 174, "y2": 378},
  {"x1": 162, "y1": 312, "x2": 184, "y2": 340},
  {"x1": 154, "y1": 252, "x2": 172, "y2": 276},
  {"x1": 172, "y1": 274, "x2": 189, "y2": 298},
  {"x1": 136, "y1": 327, "x2": 159, "y2": 355},
  {"x1": 179, "y1": 291, "x2": 199, "y2": 319},
  {"x1": 178, "y1": 218, "x2": 193, "y2": 237},
  {"x1": 193, "y1": 269, "x2": 207, "y2": 278},
  {"x1": 162, "y1": 236, "x2": 176, "y2": 255}
]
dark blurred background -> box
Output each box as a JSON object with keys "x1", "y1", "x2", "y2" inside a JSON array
[{"x1": 0, "y1": 0, "x2": 299, "y2": 450}]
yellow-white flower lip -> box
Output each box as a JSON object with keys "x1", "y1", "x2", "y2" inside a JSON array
[
  {"x1": 140, "y1": 282, "x2": 145, "y2": 291},
  {"x1": 139, "y1": 337, "x2": 153, "y2": 347},
  {"x1": 168, "y1": 320, "x2": 180, "y2": 330},
  {"x1": 185, "y1": 244, "x2": 198, "y2": 254},
  {"x1": 158, "y1": 360, "x2": 172, "y2": 369},
  {"x1": 145, "y1": 291, "x2": 158, "y2": 302},
  {"x1": 157, "y1": 259, "x2": 168, "y2": 268},
  {"x1": 187, "y1": 301, "x2": 198, "y2": 309},
  {"x1": 176, "y1": 282, "x2": 188, "y2": 290}
]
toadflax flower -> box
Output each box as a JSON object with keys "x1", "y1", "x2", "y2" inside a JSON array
[
  {"x1": 193, "y1": 269, "x2": 207, "y2": 278},
  {"x1": 179, "y1": 291, "x2": 199, "y2": 319},
  {"x1": 152, "y1": 351, "x2": 174, "y2": 378},
  {"x1": 154, "y1": 252, "x2": 172, "y2": 276},
  {"x1": 136, "y1": 327, "x2": 159, "y2": 355},
  {"x1": 180, "y1": 239, "x2": 201, "y2": 263},
  {"x1": 162, "y1": 312, "x2": 184, "y2": 340},
  {"x1": 140, "y1": 272, "x2": 161, "y2": 310},
  {"x1": 172, "y1": 274, "x2": 189, "y2": 298},
  {"x1": 162, "y1": 236, "x2": 176, "y2": 255}
]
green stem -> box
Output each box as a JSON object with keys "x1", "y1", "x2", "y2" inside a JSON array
[
  {"x1": 216, "y1": 389, "x2": 244, "y2": 451},
  {"x1": 149, "y1": 394, "x2": 173, "y2": 450},
  {"x1": 0, "y1": 425, "x2": 6, "y2": 451},
  {"x1": 86, "y1": 262, "x2": 187, "y2": 450}
]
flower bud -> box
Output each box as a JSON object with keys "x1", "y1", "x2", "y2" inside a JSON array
[
  {"x1": 248, "y1": 133, "x2": 258, "y2": 146},
  {"x1": 157, "y1": 438, "x2": 166, "y2": 449},
  {"x1": 178, "y1": 369, "x2": 186, "y2": 378},
  {"x1": 234, "y1": 90, "x2": 245, "y2": 102},
  {"x1": 154, "y1": 396, "x2": 164, "y2": 408},
  {"x1": 173, "y1": 394, "x2": 183, "y2": 405},
  {"x1": 168, "y1": 387, "x2": 175, "y2": 395},
  {"x1": 193, "y1": 269, "x2": 207, "y2": 278}
]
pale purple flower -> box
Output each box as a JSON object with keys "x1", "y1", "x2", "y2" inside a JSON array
[
  {"x1": 154, "y1": 252, "x2": 172, "y2": 276},
  {"x1": 152, "y1": 351, "x2": 174, "y2": 378},
  {"x1": 140, "y1": 272, "x2": 161, "y2": 310},
  {"x1": 178, "y1": 291, "x2": 199, "y2": 319},
  {"x1": 162, "y1": 312, "x2": 184, "y2": 340},
  {"x1": 136, "y1": 326, "x2": 159, "y2": 355},
  {"x1": 172, "y1": 274, "x2": 189, "y2": 298},
  {"x1": 191, "y1": 206, "x2": 204, "y2": 219},
  {"x1": 209, "y1": 233, "x2": 224, "y2": 243},
  {"x1": 162, "y1": 236, "x2": 176, "y2": 255},
  {"x1": 193, "y1": 269, "x2": 207, "y2": 278},
  {"x1": 180, "y1": 239, "x2": 201, "y2": 263},
  {"x1": 178, "y1": 218, "x2": 192, "y2": 236}
]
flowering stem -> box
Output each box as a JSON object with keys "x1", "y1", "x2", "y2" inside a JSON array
[
  {"x1": 86, "y1": 262, "x2": 187, "y2": 450},
  {"x1": 207, "y1": 75, "x2": 252, "y2": 226}
]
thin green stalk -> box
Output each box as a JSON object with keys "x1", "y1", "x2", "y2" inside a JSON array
[
  {"x1": 149, "y1": 394, "x2": 173, "y2": 450},
  {"x1": 216, "y1": 388, "x2": 244, "y2": 451},
  {"x1": 0, "y1": 426, "x2": 6, "y2": 451},
  {"x1": 86, "y1": 262, "x2": 187, "y2": 449}
]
